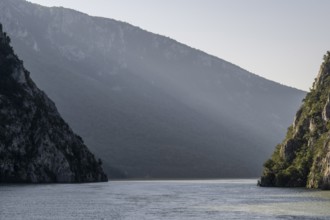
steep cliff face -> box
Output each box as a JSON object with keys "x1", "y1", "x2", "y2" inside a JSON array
[
  {"x1": 0, "y1": 24, "x2": 107, "y2": 183},
  {"x1": 260, "y1": 52, "x2": 330, "y2": 189}
]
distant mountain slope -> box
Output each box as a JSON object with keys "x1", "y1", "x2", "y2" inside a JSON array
[
  {"x1": 260, "y1": 52, "x2": 330, "y2": 189},
  {"x1": 0, "y1": 23, "x2": 107, "y2": 183},
  {"x1": 0, "y1": 0, "x2": 305, "y2": 178}
]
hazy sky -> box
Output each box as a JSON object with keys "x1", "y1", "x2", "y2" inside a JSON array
[{"x1": 27, "y1": 0, "x2": 330, "y2": 91}]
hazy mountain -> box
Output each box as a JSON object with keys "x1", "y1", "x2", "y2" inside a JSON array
[
  {"x1": 0, "y1": 24, "x2": 107, "y2": 183},
  {"x1": 0, "y1": 0, "x2": 305, "y2": 178},
  {"x1": 260, "y1": 52, "x2": 330, "y2": 189}
]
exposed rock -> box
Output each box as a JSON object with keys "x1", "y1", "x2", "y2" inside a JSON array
[
  {"x1": 313, "y1": 66, "x2": 326, "y2": 90},
  {"x1": 260, "y1": 51, "x2": 330, "y2": 189},
  {"x1": 322, "y1": 94, "x2": 330, "y2": 121},
  {"x1": 309, "y1": 118, "x2": 317, "y2": 133},
  {"x1": 293, "y1": 106, "x2": 303, "y2": 129},
  {"x1": 308, "y1": 137, "x2": 315, "y2": 148},
  {"x1": 313, "y1": 52, "x2": 330, "y2": 90},
  {"x1": 0, "y1": 24, "x2": 107, "y2": 183}
]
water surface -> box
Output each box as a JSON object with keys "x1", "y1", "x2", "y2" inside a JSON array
[{"x1": 1, "y1": 179, "x2": 330, "y2": 219}]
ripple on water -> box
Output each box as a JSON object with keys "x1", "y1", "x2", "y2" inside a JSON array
[{"x1": 1, "y1": 180, "x2": 330, "y2": 220}]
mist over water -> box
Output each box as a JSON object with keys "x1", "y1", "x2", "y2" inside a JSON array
[{"x1": 1, "y1": 180, "x2": 330, "y2": 219}]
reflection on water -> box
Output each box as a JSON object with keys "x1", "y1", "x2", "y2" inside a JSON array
[{"x1": 1, "y1": 179, "x2": 330, "y2": 219}]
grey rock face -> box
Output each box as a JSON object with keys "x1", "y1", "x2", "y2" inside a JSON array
[
  {"x1": 322, "y1": 94, "x2": 330, "y2": 121},
  {"x1": 0, "y1": 24, "x2": 107, "y2": 183}
]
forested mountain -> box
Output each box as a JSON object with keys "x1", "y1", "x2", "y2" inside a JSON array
[
  {"x1": 0, "y1": 0, "x2": 305, "y2": 178},
  {"x1": 260, "y1": 52, "x2": 330, "y2": 189}
]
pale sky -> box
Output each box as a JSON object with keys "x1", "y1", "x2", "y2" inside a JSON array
[{"x1": 27, "y1": 0, "x2": 330, "y2": 91}]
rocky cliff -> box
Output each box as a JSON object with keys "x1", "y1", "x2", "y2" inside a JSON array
[
  {"x1": 260, "y1": 52, "x2": 330, "y2": 189},
  {"x1": 0, "y1": 24, "x2": 107, "y2": 183}
]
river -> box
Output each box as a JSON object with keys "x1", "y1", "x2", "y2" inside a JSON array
[{"x1": 1, "y1": 179, "x2": 330, "y2": 219}]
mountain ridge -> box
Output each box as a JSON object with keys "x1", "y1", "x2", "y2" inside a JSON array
[
  {"x1": 8, "y1": 0, "x2": 304, "y2": 92},
  {"x1": 0, "y1": 0, "x2": 306, "y2": 178},
  {"x1": 25, "y1": 2, "x2": 305, "y2": 92}
]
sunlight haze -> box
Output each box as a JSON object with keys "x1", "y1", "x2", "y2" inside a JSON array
[{"x1": 26, "y1": 0, "x2": 330, "y2": 91}]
